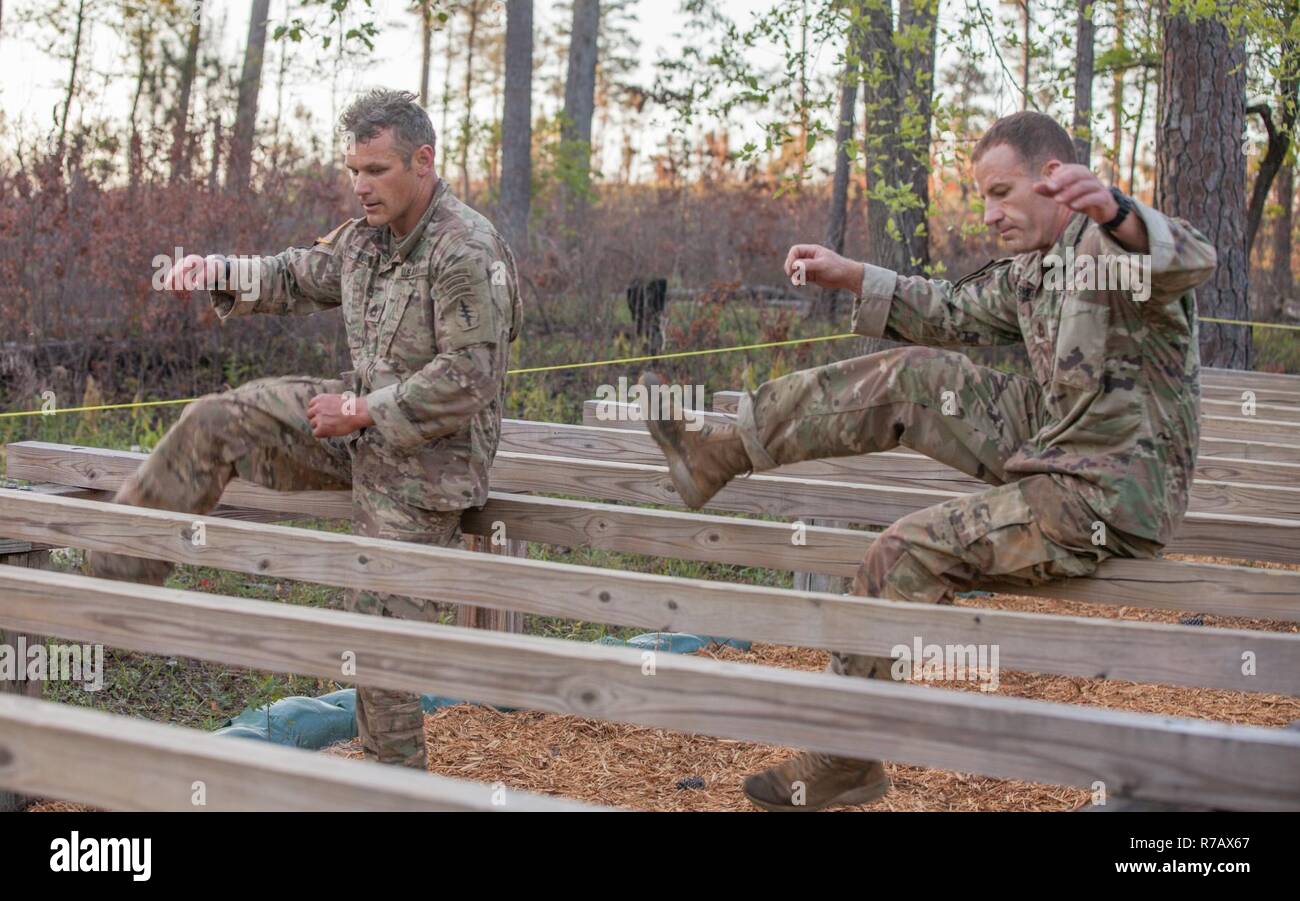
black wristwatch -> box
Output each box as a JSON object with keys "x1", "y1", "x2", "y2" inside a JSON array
[{"x1": 1101, "y1": 186, "x2": 1134, "y2": 233}]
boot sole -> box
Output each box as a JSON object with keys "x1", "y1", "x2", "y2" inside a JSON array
[{"x1": 743, "y1": 774, "x2": 891, "y2": 813}]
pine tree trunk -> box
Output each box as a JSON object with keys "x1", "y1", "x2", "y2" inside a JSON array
[
  {"x1": 1073, "y1": 0, "x2": 1095, "y2": 164},
  {"x1": 461, "y1": 3, "x2": 482, "y2": 201},
  {"x1": 227, "y1": 0, "x2": 271, "y2": 192},
  {"x1": 170, "y1": 14, "x2": 201, "y2": 183},
  {"x1": 419, "y1": 2, "x2": 433, "y2": 107},
  {"x1": 1155, "y1": 10, "x2": 1251, "y2": 369},
  {"x1": 57, "y1": 0, "x2": 88, "y2": 159},
  {"x1": 1271, "y1": 162, "x2": 1294, "y2": 321},
  {"x1": 562, "y1": 0, "x2": 600, "y2": 203},
  {"x1": 500, "y1": 0, "x2": 534, "y2": 252}
]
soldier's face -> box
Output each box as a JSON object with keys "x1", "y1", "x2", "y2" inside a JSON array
[
  {"x1": 974, "y1": 143, "x2": 1068, "y2": 253},
  {"x1": 344, "y1": 128, "x2": 435, "y2": 231}
]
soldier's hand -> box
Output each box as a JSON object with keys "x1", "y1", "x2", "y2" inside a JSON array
[
  {"x1": 307, "y1": 393, "x2": 374, "y2": 438},
  {"x1": 161, "y1": 254, "x2": 225, "y2": 292},
  {"x1": 784, "y1": 244, "x2": 865, "y2": 294},
  {"x1": 1032, "y1": 165, "x2": 1118, "y2": 224}
]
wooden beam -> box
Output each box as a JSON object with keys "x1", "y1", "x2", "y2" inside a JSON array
[
  {"x1": 0, "y1": 693, "x2": 594, "y2": 812},
  {"x1": 503, "y1": 418, "x2": 1300, "y2": 490},
  {"x1": 1203, "y1": 366, "x2": 1300, "y2": 388},
  {"x1": 0, "y1": 491, "x2": 1295, "y2": 695},
  {"x1": 592, "y1": 398, "x2": 1300, "y2": 464},
  {"x1": 5, "y1": 456, "x2": 1295, "y2": 622},
  {"x1": 547, "y1": 413, "x2": 1300, "y2": 519},
  {"x1": 8, "y1": 441, "x2": 1300, "y2": 565},
  {"x1": 0, "y1": 565, "x2": 1295, "y2": 811}
]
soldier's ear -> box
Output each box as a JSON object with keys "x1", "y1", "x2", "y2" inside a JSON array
[
  {"x1": 412, "y1": 143, "x2": 435, "y2": 176},
  {"x1": 1040, "y1": 158, "x2": 1063, "y2": 181}
]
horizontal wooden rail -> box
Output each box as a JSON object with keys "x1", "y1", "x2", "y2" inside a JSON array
[
  {"x1": 527, "y1": 414, "x2": 1300, "y2": 520},
  {"x1": 0, "y1": 565, "x2": 1295, "y2": 810},
  {"x1": 587, "y1": 399, "x2": 1300, "y2": 464},
  {"x1": 8, "y1": 440, "x2": 1300, "y2": 566},
  {"x1": 706, "y1": 390, "x2": 1300, "y2": 448},
  {"x1": 0, "y1": 491, "x2": 1295, "y2": 695},
  {"x1": 504, "y1": 418, "x2": 1300, "y2": 490},
  {"x1": 0, "y1": 694, "x2": 592, "y2": 812},
  {"x1": 9, "y1": 465, "x2": 1299, "y2": 623}
]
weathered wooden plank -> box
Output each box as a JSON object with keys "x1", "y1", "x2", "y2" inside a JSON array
[
  {"x1": 0, "y1": 565, "x2": 1295, "y2": 811},
  {"x1": 8, "y1": 441, "x2": 1300, "y2": 564},
  {"x1": 0, "y1": 694, "x2": 594, "y2": 812},
  {"x1": 0, "y1": 491, "x2": 1295, "y2": 695},
  {"x1": 1204, "y1": 366, "x2": 1300, "y2": 388},
  {"x1": 504, "y1": 419, "x2": 1300, "y2": 490},
  {"x1": 1202, "y1": 397, "x2": 1300, "y2": 422},
  {"x1": 704, "y1": 393, "x2": 1300, "y2": 455},
  {"x1": 0, "y1": 532, "x2": 54, "y2": 813},
  {"x1": 6, "y1": 458, "x2": 1293, "y2": 622}
]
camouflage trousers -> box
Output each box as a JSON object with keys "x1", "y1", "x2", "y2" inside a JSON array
[
  {"x1": 102, "y1": 375, "x2": 462, "y2": 770},
  {"x1": 735, "y1": 346, "x2": 1135, "y2": 679}
]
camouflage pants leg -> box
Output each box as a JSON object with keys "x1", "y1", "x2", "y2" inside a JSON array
[
  {"x1": 346, "y1": 480, "x2": 465, "y2": 770},
  {"x1": 731, "y1": 347, "x2": 1110, "y2": 677},
  {"x1": 91, "y1": 376, "x2": 352, "y2": 583},
  {"x1": 735, "y1": 345, "x2": 1044, "y2": 483}
]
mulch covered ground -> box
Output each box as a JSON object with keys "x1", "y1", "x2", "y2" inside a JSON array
[
  {"x1": 28, "y1": 563, "x2": 1300, "y2": 813},
  {"x1": 317, "y1": 583, "x2": 1299, "y2": 812}
]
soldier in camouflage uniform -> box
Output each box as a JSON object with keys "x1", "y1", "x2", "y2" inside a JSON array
[
  {"x1": 87, "y1": 89, "x2": 522, "y2": 770},
  {"x1": 640, "y1": 111, "x2": 1217, "y2": 811}
]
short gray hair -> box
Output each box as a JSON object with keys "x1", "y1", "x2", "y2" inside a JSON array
[{"x1": 338, "y1": 89, "x2": 436, "y2": 165}]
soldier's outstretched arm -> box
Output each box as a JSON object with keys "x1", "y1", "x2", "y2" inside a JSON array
[
  {"x1": 1092, "y1": 201, "x2": 1218, "y2": 304},
  {"x1": 784, "y1": 243, "x2": 1022, "y2": 348},
  {"x1": 160, "y1": 221, "x2": 352, "y2": 320},
  {"x1": 365, "y1": 248, "x2": 520, "y2": 453},
  {"x1": 780, "y1": 243, "x2": 1024, "y2": 348},
  {"x1": 852, "y1": 260, "x2": 1025, "y2": 347}
]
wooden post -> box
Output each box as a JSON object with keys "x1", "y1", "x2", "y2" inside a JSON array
[
  {"x1": 0, "y1": 539, "x2": 52, "y2": 812},
  {"x1": 792, "y1": 519, "x2": 853, "y2": 595},
  {"x1": 455, "y1": 533, "x2": 527, "y2": 633}
]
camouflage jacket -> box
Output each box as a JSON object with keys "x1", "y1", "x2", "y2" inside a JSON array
[
  {"x1": 851, "y1": 200, "x2": 1217, "y2": 546},
  {"x1": 209, "y1": 179, "x2": 522, "y2": 512}
]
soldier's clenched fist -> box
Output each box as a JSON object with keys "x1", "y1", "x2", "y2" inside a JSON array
[
  {"x1": 784, "y1": 244, "x2": 865, "y2": 295},
  {"x1": 307, "y1": 393, "x2": 374, "y2": 438},
  {"x1": 160, "y1": 254, "x2": 226, "y2": 291}
]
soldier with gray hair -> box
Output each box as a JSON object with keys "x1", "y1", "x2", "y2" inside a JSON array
[
  {"x1": 640, "y1": 110, "x2": 1217, "y2": 812},
  {"x1": 89, "y1": 88, "x2": 523, "y2": 771}
]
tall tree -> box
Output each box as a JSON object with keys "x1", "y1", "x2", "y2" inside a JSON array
[
  {"x1": 57, "y1": 0, "x2": 89, "y2": 159},
  {"x1": 1156, "y1": 6, "x2": 1251, "y2": 369},
  {"x1": 227, "y1": 0, "x2": 271, "y2": 192},
  {"x1": 562, "y1": 0, "x2": 600, "y2": 201},
  {"x1": 1270, "y1": 161, "x2": 1295, "y2": 320},
  {"x1": 417, "y1": 1, "x2": 434, "y2": 106},
  {"x1": 170, "y1": 4, "x2": 201, "y2": 182},
  {"x1": 818, "y1": 46, "x2": 860, "y2": 318},
  {"x1": 461, "y1": 1, "x2": 484, "y2": 199},
  {"x1": 500, "y1": 0, "x2": 534, "y2": 251},
  {"x1": 1073, "y1": 0, "x2": 1095, "y2": 164},
  {"x1": 1110, "y1": 0, "x2": 1126, "y2": 182},
  {"x1": 861, "y1": 0, "x2": 937, "y2": 275}
]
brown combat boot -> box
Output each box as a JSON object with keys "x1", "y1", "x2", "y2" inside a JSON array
[
  {"x1": 742, "y1": 752, "x2": 890, "y2": 812},
  {"x1": 637, "y1": 372, "x2": 753, "y2": 509},
  {"x1": 84, "y1": 550, "x2": 173, "y2": 587}
]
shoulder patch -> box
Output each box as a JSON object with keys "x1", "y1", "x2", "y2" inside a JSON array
[
  {"x1": 315, "y1": 218, "x2": 359, "y2": 246},
  {"x1": 953, "y1": 257, "x2": 1013, "y2": 291}
]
